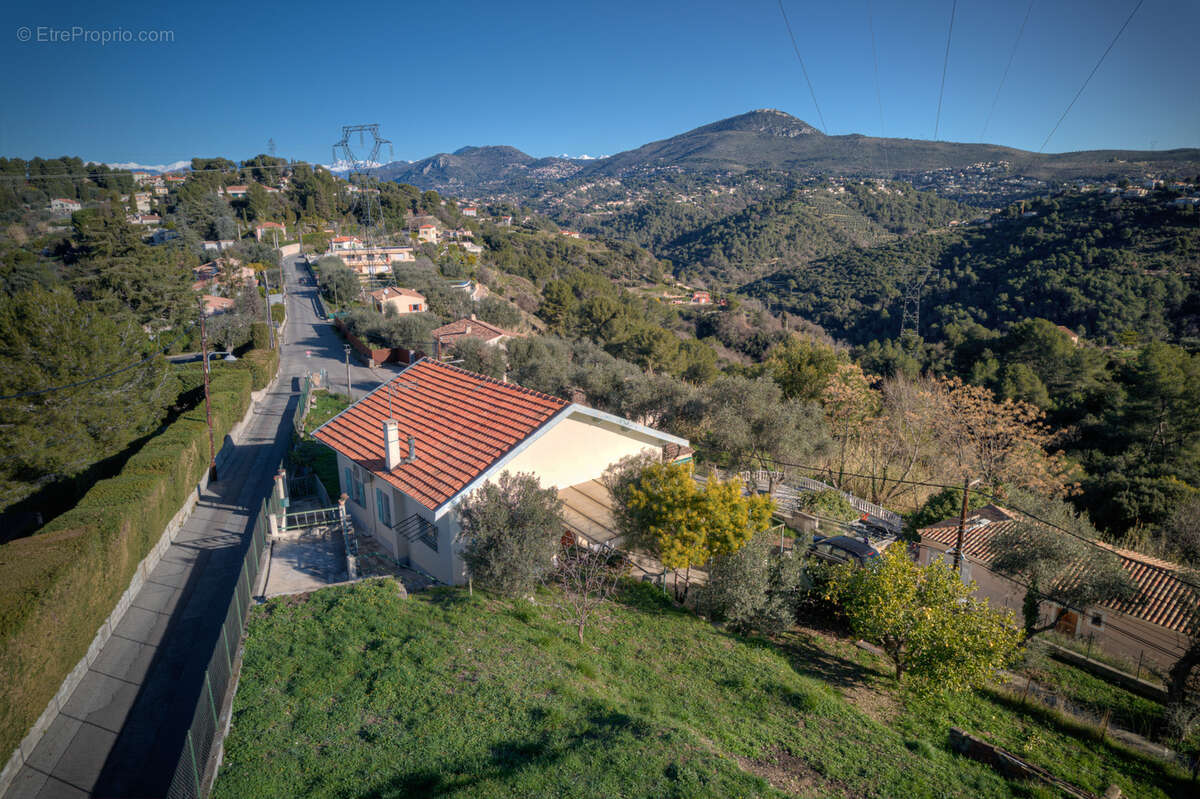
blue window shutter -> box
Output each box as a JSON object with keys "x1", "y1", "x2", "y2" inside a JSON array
[{"x1": 344, "y1": 467, "x2": 352, "y2": 498}]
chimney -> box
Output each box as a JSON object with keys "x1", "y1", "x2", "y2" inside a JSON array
[
  {"x1": 383, "y1": 419, "x2": 402, "y2": 471},
  {"x1": 465, "y1": 325, "x2": 472, "y2": 335},
  {"x1": 470, "y1": 313, "x2": 477, "y2": 321}
]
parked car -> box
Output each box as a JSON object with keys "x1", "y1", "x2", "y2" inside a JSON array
[{"x1": 808, "y1": 535, "x2": 888, "y2": 567}]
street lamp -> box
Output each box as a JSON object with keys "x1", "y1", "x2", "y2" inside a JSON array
[{"x1": 344, "y1": 344, "x2": 353, "y2": 400}]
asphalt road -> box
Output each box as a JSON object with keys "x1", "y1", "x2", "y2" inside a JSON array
[{"x1": 3, "y1": 253, "x2": 391, "y2": 799}]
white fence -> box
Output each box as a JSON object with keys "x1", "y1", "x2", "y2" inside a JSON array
[{"x1": 736, "y1": 469, "x2": 903, "y2": 534}]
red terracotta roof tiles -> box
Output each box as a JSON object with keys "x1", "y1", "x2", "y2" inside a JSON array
[
  {"x1": 430, "y1": 317, "x2": 513, "y2": 344},
  {"x1": 920, "y1": 508, "x2": 1197, "y2": 635},
  {"x1": 314, "y1": 359, "x2": 568, "y2": 511}
]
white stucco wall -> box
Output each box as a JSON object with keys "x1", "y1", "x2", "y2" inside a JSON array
[
  {"x1": 333, "y1": 413, "x2": 675, "y2": 587},
  {"x1": 502, "y1": 414, "x2": 658, "y2": 491}
]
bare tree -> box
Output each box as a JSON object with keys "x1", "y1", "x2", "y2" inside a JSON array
[{"x1": 544, "y1": 544, "x2": 620, "y2": 644}]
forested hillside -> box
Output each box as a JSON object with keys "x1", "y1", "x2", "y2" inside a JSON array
[
  {"x1": 665, "y1": 182, "x2": 971, "y2": 287},
  {"x1": 744, "y1": 190, "x2": 1200, "y2": 347}
]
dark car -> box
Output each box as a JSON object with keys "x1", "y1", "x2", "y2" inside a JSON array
[{"x1": 808, "y1": 535, "x2": 886, "y2": 567}]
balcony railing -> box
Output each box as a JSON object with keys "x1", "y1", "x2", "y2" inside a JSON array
[{"x1": 394, "y1": 513, "x2": 439, "y2": 552}]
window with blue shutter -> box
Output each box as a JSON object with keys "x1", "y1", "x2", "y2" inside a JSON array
[{"x1": 376, "y1": 488, "x2": 392, "y2": 527}]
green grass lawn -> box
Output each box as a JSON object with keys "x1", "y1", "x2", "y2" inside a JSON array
[
  {"x1": 304, "y1": 391, "x2": 350, "y2": 435},
  {"x1": 1023, "y1": 654, "x2": 1167, "y2": 741},
  {"x1": 215, "y1": 581, "x2": 1192, "y2": 799},
  {"x1": 285, "y1": 391, "x2": 350, "y2": 501}
]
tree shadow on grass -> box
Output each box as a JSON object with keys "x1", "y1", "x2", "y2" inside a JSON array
[
  {"x1": 775, "y1": 630, "x2": 890, "y2": 691},
  {"x1": 355, "y1": 704, "x2": 643, "y2": 798}
]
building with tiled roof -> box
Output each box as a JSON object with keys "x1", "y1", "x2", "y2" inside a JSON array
[
  {"x1": 313, "y1": 359, "x2": 688, "y2": 584},
  {"x1": 368, "y1": 286, "x2": 426, "y2": 315},
  {"x1": 201, "y1": 294, "x2": 236, "y2": 316},
  {"x1": 430, "y1": 314, "x2": 517, "y2": 353},
  {"x1": 918, "y1": 506, "x2": 1196, "y2": 669}
]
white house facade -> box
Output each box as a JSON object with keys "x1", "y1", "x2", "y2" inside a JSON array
[{"x1": 314, "y1": 359, "x2": 688, "y2": 586}]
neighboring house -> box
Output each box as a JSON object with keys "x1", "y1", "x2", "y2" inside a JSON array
[
  {"x1": 918, "y1": 506, "x2": 1195, "y2": 670},
  {"x1": 1054, "y1": 325, "x2": 1080, "y2": 346},
  {"x1": 134, "y1": 192, "x2": 152, "y2": 213},
  {"x1": 369, "y1": 286, "x2": 426, "y2": 315},
  {"x1": 126, "y1": 214, "x2": 161, "y2": 226},
  {"x1": 430, "y1": 314, "x2": 517, "y2": 354},
  {"x1": 691, "y1": 291, "x2": 711, "y2": 304},
  {"x1": 417, "y1": 224, "x2": 438, "y2": 244},
  {"x1": 49, "y1": 198, "x2": 82, "y2": 214},
  {"x1": 225, "y1": 185, "x2": 249, "y2": 199},
  {"x1": 313, "y1": 359, "x2": 690, "y2": 585},
  {"x1": 255, "y1": 221, "x2": 286, "y2": 241},
  {"x1": 460, "y1": 241, "x2": 483, "y2": 256},
  {"x1": 149, "y1": 229, "x2": 180, "y2": 245},
  {"x1": 1173, "y1": 197, "x2": 1200, "y2": 208},
  {"x1": 202, "y1": 239, "x2": 236, "y2": 252},
  {"x1": 462, "y1": 206, "x2": 477, "y2": 217},
  {"x1": 339, "y1": 245, "x2": 416, "y2": 277},
  {"x1": 201, "y1": 294, "x2": 236, "y2": 316},
  {"x1": 559, "y1": 230, "x2": 581, "y2": 239},
  {"x1": 330, "y1": 235, "x2": 363, "y2": 252},
  {"x1": 500, "y1": 215, "x2": 512, "y2": 226}
]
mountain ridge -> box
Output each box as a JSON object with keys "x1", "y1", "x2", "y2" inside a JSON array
[{"x1": 376, "y1": 108, "x2": 1200, "y2": 196}]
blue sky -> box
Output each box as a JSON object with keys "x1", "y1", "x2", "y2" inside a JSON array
[{"x1": 1, "y1": 0, "x2": 1196, "y2": 166}]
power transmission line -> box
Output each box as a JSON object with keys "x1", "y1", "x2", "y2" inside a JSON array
[
  {"x1": 980, "y1": 0, "x2": 1036, "y2": 141},
  {"x1": 933, "y1": 0, "x2": 957, "y2": 141},
  {"x1": 777, "y1": 0, "x2": 828, "y2": 135},
  {"x1": 1038, "y1": 0, "x2": 1145, "y2": 153}
]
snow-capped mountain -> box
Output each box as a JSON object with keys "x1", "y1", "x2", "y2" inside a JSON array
[
  {"x1": 327, "y1": 159, "x2": 405, "y2": 172},
  {"x1": 99, "y1": 160, "x2": 192, "y2": 173}
]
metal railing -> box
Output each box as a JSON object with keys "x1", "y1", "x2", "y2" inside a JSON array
[
  {"x1": 284, "y1": 506, "x2": 341, "y2": 530},
  {"x1": 294, "y1": 373, "x2": 313, "y2": 434},
  {"x1": 740, "y1": 469, "x2": 903, "y2": 533},
  {"x1": 164, "y1": 499, "x2": 269, "y2": 799},
  {"x1": 394, "y1": 513, "x2": 438, "y2": 551}
]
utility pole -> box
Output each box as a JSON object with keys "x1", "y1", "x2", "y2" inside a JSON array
[
  {"x1": 344, "y1": 344, "x2": 353, "y2": 401},
  {"x1": 261, "y1": 266, "x2": 275, "y2": 350},
  {"x1": 953, "y1": 476, "x2": 982, "y2": 573},
  {"x1": 200, "y1": 304, "x2": 218, "y2": 482}
]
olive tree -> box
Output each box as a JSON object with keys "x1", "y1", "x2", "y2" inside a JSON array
[
  {"x1": 457, "y1": 471, "x2": 563, "y2": 597},
  {"x1": 990, "y1": 491, "x2": 1136, "y2": 640},
  {"x1": 697, "y1": 530, "x2": 808, "y2": 635}
]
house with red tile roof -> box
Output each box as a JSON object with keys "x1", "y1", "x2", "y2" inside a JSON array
[
  {"x1": 417, "y1": 224, "x2": 439, "y2": 244},
  {"x1": 201, "y1": 294, "x2": 236, "y2": 316},
  {"x1": 254, "y1": 221, "x2": 286, "y2": 241},
  {"x1": 430, "y1": 314, "x2": 518, "y2": 353},
  {"x1": 918, "y1": 506, "x2": 1196, "y2": 670},
  {"x1": 312, "y1": 359, "x2": 689, "y2": 585},
  {"x1": 368, "y1": 286, "x2": 426, "y2": 315},
  {"x1": 49, "y1": 198, "x2": 82, "y2": 214}
]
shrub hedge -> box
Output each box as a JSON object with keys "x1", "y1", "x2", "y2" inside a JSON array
[{"x1": 0, "y1": 352, "x2": 272, "y2": 759}]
